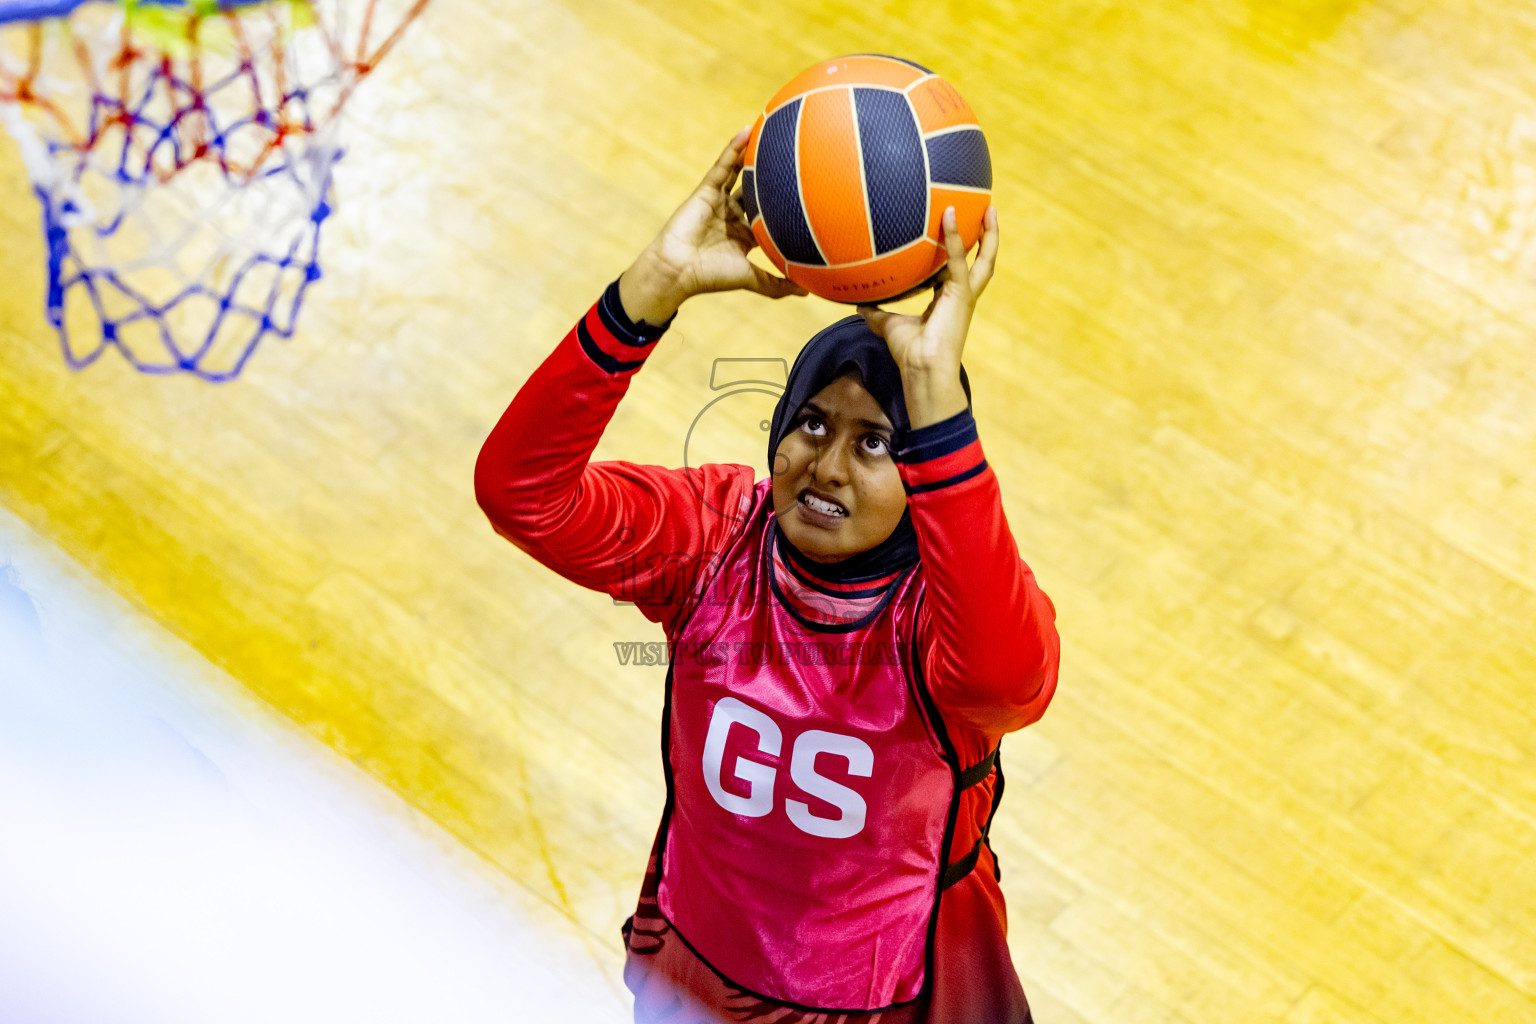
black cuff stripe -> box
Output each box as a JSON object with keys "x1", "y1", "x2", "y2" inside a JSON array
[
  {"x1": 906, "y1": 407, "x2": 974, "y2": 443},
  {"x1": 577, "y1": 318, "x2": 647, "y2": 374},
  {"x1": 893, "y1": 409, "x2": 979, "y2": 464},
  {"x1": 902, "y1": 459, "x2": 988, "y2": 496},
  {"x1": 598, "y1": 278, "x2": 673, "y2": 346}
]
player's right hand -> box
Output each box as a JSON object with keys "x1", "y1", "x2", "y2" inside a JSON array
[{"x1": 618, "y1": 128, "x2": 808, "y2": 327}]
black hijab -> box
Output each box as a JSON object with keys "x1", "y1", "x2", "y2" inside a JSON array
[{"x1": 768, "y1": 315, "x2": 971, "y2": 583}]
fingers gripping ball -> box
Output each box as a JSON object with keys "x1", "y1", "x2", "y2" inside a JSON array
[{"x1": 741, "y1": 55, "x2": 992, "y2": 305}]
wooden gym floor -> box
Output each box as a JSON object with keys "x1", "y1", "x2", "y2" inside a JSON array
[{"x1": 2, "y1": 0, "x2": 1533, "y2": 1020}]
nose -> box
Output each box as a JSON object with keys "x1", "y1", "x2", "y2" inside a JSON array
[{"x1": 811, "y1": 435, "x2": 850, "y2": 489}]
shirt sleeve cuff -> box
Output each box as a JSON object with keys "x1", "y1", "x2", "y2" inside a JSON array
[
  {"x1": 597, "y1": 277, "x2": 676, "y2": 345},
  {"x1": 893, "y1": 408, "x2": 989, "y2": 496},
  {"x1": 893, "y1": 407, "x2": 978, "y2": 464},
  {"x1": 575, "y1": 279, "x2": 672, "y2": 377}
]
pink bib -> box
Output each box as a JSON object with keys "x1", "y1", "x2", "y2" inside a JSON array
[{"x1": 655, "y1": 479, "x2": 967, "y2": 1012}]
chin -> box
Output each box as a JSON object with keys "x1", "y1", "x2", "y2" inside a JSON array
[{"x1": 780, "y1": 521, "x2": 844, "y2": 562}]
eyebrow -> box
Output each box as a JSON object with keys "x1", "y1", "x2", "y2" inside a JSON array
[{"x1": 801, "y1": 400, "x2": 893, "y2": 434}]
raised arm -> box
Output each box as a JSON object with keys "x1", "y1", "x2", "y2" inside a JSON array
[
  {"x1": 862, "y1": 206, "x2": 1060, "y2": 735},
  {"x1": 473, "y1": 283, "x2": 749, "y2": 627},
  {"x1": 474, "y1": 130, "x2": 805, "y2": 631},
  {"x1": 895, "y1": 409, "x2": 1059, "y2": 734}
]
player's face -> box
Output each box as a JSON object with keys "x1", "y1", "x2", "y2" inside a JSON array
[{"x1": 771, "y1": 372, "x2": 907, "y2": 563}]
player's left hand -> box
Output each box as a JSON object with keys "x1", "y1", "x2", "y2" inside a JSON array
[
  {"x1": 857, "y1": 205, "x2": 998, "y2": 404},
  {"x1": 619, "y1": 128, "x2": 808, "y2": 327}
]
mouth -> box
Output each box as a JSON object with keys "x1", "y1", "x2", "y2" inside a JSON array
[{"x1": 797, "y1": 488, "x2": 848, "y2": 524}]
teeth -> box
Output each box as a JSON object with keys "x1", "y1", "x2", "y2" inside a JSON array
[{"x1": 802, "y1": 493, "x2": 845, "y2": 516}]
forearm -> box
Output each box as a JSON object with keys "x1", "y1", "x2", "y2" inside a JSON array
[
  {"x1": 895, "y1": 410, "x2": 1060, "y2": 733},
  {"x1": 618, "y1": 249, "x2": 689, "y2": 328},
  {"x1": 899, "y1": 361, "x2": 969, "y2": 430}
]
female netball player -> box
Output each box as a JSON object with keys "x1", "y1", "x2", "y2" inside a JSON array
[{"x1": 475, "y1": 128, "x2": 1060, "y2": 1024}]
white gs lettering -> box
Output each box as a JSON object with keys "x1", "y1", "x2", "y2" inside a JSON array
[
  {"x1": 701, "y1": 697, "x2": 781, "y2": 817},
  {"x1": 701, "y1": 700, "x2": 874, "y2": 838}
]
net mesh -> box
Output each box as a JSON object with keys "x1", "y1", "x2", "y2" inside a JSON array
[{"x1": 0, "y1": 0, "x2": 428, "y2": 380}]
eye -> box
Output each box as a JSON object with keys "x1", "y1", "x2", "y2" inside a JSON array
[
  {"x1": 862, "y1": 433, "x2": 890, "y2": 456},
  {"x1": 799, "y1": 414, "x2": 827, "y2": 436}
]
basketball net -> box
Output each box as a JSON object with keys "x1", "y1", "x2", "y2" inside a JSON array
[{"x1": 0, "y1": 0, "x2": 428, "y2": 380}]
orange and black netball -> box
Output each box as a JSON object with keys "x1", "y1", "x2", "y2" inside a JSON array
[{"x1": 740, "y1": 54, "x2": 993, "y2": 305}]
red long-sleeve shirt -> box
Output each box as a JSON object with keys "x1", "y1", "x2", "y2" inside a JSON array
[{"x1": 475, "y1": 283, "x2": 1060, "y2": 1023}]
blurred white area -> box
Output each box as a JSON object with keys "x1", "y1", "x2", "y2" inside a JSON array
[{"x1": 0, "y1": 508, "x2": 627, "y2": 1024}]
